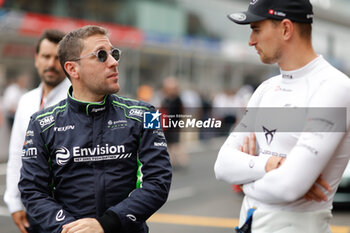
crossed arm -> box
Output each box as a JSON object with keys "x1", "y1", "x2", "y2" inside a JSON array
[{"x1": 239, "y1": 134, "x2": 331, "y2": 202}]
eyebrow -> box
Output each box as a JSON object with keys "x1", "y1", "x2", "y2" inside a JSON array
[
  {"x1": 250, "y1": 24, "x2": 258, "y2": 30},
  {"x1": 92, "y1": 44, "x2": 114, "y2": 52}
]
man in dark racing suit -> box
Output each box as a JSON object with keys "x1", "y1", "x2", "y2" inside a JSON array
[{"x1": 19, "y1": 25, "x2": 172, "y2": 233}]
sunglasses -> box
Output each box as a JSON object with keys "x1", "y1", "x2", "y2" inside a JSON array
[{"x1": 72, "y1": 48, "x2": 121, "y2": 62}]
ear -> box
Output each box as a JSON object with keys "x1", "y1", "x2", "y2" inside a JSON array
[
  {"x1": 64, "y1": 61, "x2": 79, "y2": 80},
  {"x1": 280, "y1": 19, "x2": 294, "y2": 41}
]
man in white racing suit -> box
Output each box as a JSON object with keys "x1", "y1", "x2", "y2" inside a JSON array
[{"x1": 214, "y1": 0, "x2": 350, "y2": 232}]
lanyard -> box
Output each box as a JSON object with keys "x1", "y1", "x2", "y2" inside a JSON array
[{"x1": 235, "y1": 207, "x2": 256, "y2": 233}]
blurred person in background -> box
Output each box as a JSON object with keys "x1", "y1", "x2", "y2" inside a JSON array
[
  {"x1": 2, "y1": 72, "x2": 30, "y2": 130},
  {"x1": 137, "y1": 84, "x2": 154, "y2": 103},
  {"x1": 19, "y1": 25, "x2": 171, "y2": 233},
  {"x1": 161, "y1": 76, "x2": 188, "y2": 169},
  {"x1": 212, "y1": 88, "x2": 241, "y2": 135},
  {"x1": 4, "y1": 29, "x2": 70, "y2": 233},
  {"x1": 198, "y1": 90, "x2": 214, "y2": 141},
  {"x1": 214, "y1": 0, "x2": 350, "y2": 232},
  {"x1": 180, "y1": 85, "x2": 202, "y2": 113},
  {"x1": 180, "y1": 85, "x2": 202, "y2": 148}
]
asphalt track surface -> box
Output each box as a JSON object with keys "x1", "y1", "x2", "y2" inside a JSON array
[{"x1": 0, "y1": 136, "x2": 349, "y2": 233}]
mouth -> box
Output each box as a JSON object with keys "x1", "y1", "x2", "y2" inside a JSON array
[
  {"x1": 44, "y1": 68, "x2": 58, "y2": 74},
  {"x1": 107, "y1": 72, "x2": 119, "y2": 79},
  {"x1": 45, "y1": 71, "x2": 58, "y2": 76},
  {"x1": 255, "y1": 47, "x2": 261, "y2": 55}
]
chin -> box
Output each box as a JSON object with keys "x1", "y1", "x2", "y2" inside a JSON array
[
  {"x1": 260, "y1": 57, "x2": 275, "y2": 65},
  {"x1": 109, "y1": 85, "x2": 120, "y2": 94}
]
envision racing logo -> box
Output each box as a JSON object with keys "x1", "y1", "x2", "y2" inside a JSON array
[
  {"x1": 55, "y1": 144, "x2": 131, "y2": 164},
  {"x1": 56, "y1": 147, "x2": 70, "y2": 166}
]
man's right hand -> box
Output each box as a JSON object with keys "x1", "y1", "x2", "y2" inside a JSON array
[
  {"x1": 11, "y1": 210, "x2": 30, "y2": 233},
  {"x1": 239, "y1": 133, "x2": 285, "y2": 172},
  {"x1": 265, "y1": 156, "x2": 285, "y2": 172},
  {"x1": 238, "y1": 133, "x2": 256, "y2": 155}
]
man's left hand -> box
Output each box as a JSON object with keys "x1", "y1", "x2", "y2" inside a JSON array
[
  {"x1": 304, "y1": 175, "x2": 332, "y2": 202},
  {"x1": 61, "y1": 218, "x2": 104, "y2": 233}
]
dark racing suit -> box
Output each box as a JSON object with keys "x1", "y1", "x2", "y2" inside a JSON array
[{"x1": 19, "y1": 87, "x2": 172, "y2": 233}]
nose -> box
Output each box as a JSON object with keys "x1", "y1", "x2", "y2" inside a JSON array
[
  {"x1": 107, "y1": 53, "x2": 118, "y2": 68},
  {"x1": 248, "y1": 33, "x2": 257, "y2": 47},
  {"x1": 48, "y1": 56, "x2": 56, "y2": 67}
]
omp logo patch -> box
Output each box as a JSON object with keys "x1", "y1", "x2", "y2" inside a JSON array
[
  {"x1": 129, "y1": 109, "x2": 144, "y2": 117},
  {"x1": 39, "y1": 115, "x2": 54, "y2": 127}
]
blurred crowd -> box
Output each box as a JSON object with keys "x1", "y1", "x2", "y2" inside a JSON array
[
  {"x1": 0, "y1": 73, "x2": 32, "y2": 130},
  {"x1": 137, "y1": 77, "x2": 253, "y2": 170},
  {"x1": 1, "y1": 73, "x2": 31, "y2": 130},
  {"x1": 0, "y1": 72, "x2": 253, "y2": 170}
]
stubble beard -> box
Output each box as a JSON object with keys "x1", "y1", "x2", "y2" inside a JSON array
[
  {"x1": 43, "y1": 75, "x2": 65, "y2": 88},
  {"x1": 260, "y1": 47, "x2": 283, "y2": 65}
]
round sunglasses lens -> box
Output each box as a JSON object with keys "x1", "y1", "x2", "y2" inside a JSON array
[
  {"x1": 111, "y1": 49, "x2": 120, "y2": 61},
  {"x1": 97, "y1": 50, "x2": 108, "y2": 62}
]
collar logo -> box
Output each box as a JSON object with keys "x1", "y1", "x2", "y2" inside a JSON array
[
  {"x1": 91, "y1": 106, "x2": 106, "y2": 113},
  {"x1": 282, "y1": 74, "x2": 293, "y2": 79},
  {"x1": 250, "y1": 0, "x2": 259, "y2": 5}
]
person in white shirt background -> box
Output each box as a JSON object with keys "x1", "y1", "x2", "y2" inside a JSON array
[
  {"x1": 2, "y1": 72, "x2": 30, "y2": 130},
  {"x1": 4, "y1": 29, "x2": 70, "y2": 233},
  {"x1": 214, "y1": 0, "x2": 350, "y2": 232}
]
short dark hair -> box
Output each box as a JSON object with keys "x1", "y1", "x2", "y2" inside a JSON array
[
  {"x1": 36, "y1": 29, "x2": 66, "y2": 54},
  {"x1": 270, "y1": 19, "x2": 312, "y2": 40},
  {"x1": 58, "y1": 25, "x2": 109, "y2": 78},
  {"x1": 294, "y1": 22, "x2": 312, "y2": 40}
]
